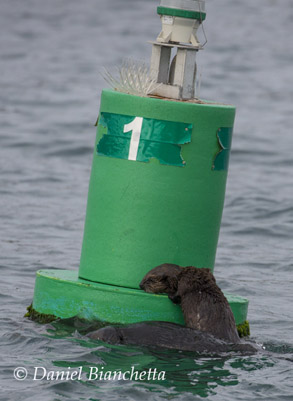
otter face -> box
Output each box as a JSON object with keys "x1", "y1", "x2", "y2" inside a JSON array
[{"x1": 139, "y1": 263, "x2": 182, "y2": 295}]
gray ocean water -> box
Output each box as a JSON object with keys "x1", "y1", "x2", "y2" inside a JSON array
[{"x1": 0, "y1": 0, "x2": 293, "y2": 399}]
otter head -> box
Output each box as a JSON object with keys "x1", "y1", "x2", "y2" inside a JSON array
[
  {"x1": 139, "y1": 263, "x2": 182, "y2": 296},
  {"x1": 168, "y1": 267, "x2": 216, "y2": 304}
]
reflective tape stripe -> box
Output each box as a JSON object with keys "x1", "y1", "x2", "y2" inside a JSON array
[{"x1": 97, "y1": 112, "x2": 192, "y2": 167}]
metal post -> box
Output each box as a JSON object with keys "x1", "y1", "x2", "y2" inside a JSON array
[
  {"x1": 150, "y1": 44, "x2": 172, "y2": 84},
  {"x1": 173, "y1": 48, "x2": 197, "y2": 99}
]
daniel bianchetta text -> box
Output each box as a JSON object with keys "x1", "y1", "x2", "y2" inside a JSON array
[{"x1": 13, "y1": 366, "x2": 166, "y2": 381}]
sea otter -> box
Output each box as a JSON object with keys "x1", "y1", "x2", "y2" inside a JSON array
[
  {"x1": 140, "y1": 264, "x2": 240, "y2": 343},
  {"x1": 86, "y1": 264, "x2": 257, "y2": 353}
]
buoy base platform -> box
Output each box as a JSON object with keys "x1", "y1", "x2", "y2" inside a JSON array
[{"x1": 32, "y1": 269, "x2": 249, "y2": 330}]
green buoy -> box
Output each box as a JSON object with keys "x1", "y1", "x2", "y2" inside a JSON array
[{"x1": 31, "y1": 0, "x2": 250, "y2": 334}]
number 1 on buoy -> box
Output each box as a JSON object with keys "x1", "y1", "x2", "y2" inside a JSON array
[{"x1": 123, "y1": 117, "x2": 143, "y2": 161}]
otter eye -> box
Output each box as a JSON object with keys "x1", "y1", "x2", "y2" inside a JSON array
[{"x1": 140, "y1": 277, "x2": 153, "y2": 289}]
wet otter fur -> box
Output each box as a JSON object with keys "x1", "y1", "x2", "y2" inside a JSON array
[
  {"x1": 86, "y1": 264, "x2": 256, "y2": 353},
  {"x1": 86, "y1": 321, "x2": 255, "y2": 354},
  {"x1": 140, "y1": 264, "x2": 240, "y2": 343}
]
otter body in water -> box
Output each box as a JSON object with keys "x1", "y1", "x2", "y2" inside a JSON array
[{"x1": 86, "y1": 321, "x2": 255, "y2": 354}]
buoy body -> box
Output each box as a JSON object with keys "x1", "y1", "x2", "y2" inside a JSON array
[
  {"x1": 79, "y1": 90, "x2": 235, "y2": 289},
  {"x1": 31, "y1": 90, "x2": 249, "y2": 328}
]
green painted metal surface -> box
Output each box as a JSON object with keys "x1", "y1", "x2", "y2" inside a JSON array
[
  {"x1": 31, "y1": 91, "x2": 248, "y2": 328},
  {"x1": 157, "y1": 6, "x2": 206, "y2": 21},
  {"x1": 79, "y1": 90, "x2": 235, "y2": 289},
  {"x1": 33, "y1": 269, "x2": 248, "y2": 326}
]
